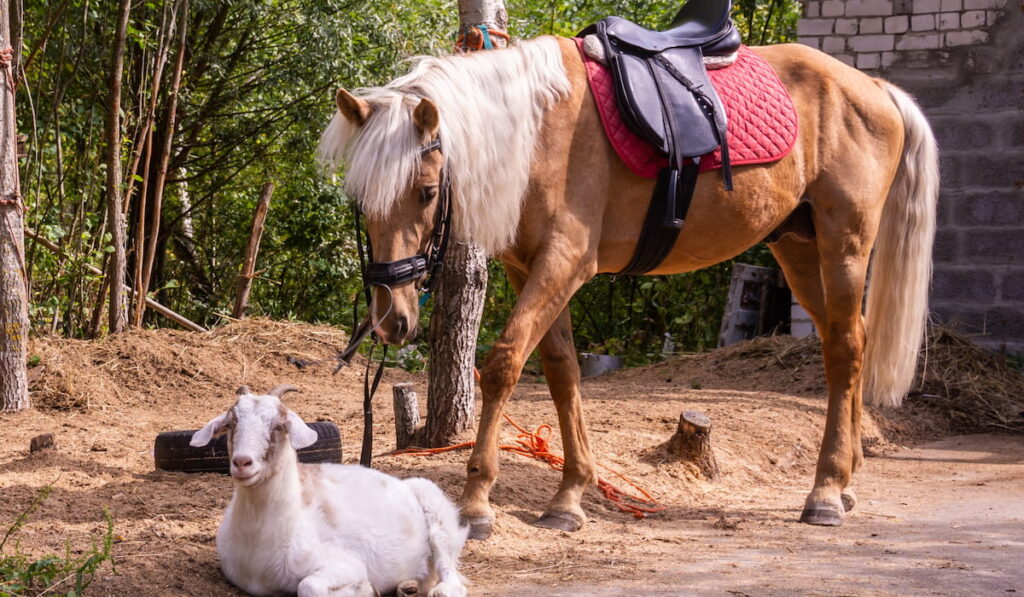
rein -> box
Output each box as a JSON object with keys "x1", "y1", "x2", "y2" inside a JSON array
[{"x1": 335, "y1": 137, "x2": 453, "y2": 467}]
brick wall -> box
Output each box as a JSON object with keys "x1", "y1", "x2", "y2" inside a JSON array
[{"x1": 797, "y1": 0, "x2": 1024, "y2": 353}]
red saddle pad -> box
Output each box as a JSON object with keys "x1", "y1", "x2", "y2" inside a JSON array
[{"x1": 575, "y1": 39, "x2": 798, "y2": 178}]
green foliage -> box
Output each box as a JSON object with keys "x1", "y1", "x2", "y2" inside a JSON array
[
  {"x1": 21, "y1": 0, "x2": 799, "y2": 362},
  {"x1": 0, "y1": 488, "x2": 115, "y2": 596}
]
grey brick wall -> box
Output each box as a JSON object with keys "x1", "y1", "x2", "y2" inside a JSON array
[{"x1": 798, "y1": 0, "x2": 1024, "y2": 352}]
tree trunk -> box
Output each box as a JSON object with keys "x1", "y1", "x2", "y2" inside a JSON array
[
  {"x1": 104, "y1": 0, "x2": 132, "y2": 333},
  {"x1": 232, "y1": 182, "x2": 273, "y2": 319},
  {"x1": 423, "y1": 0, "x2": 508, "y2": 448},
  {"x1": 0, "y1": 2, "x2": 28, "y2": 412},
  {"x1": 426, "y1": 241, "x2": 488, "y2": 447},
  {"x1": 138, "y1": 0, "x2": 188, "y2": 325}
]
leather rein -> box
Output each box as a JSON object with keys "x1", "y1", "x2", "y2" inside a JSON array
[{"x1": 335, "y1": 137, "x2": 453, "y2": 467}]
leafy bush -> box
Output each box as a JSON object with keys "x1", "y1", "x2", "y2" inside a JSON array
[{"x1": 0, "y1": 488, "x2": 115, "y2": 597}]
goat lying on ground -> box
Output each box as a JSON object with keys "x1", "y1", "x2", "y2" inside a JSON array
[{"x1": 192, "y1": 384, "x2": 469, "y2": 597}]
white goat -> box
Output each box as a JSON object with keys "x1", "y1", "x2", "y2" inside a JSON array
[{"x1": 191, "y1": 384, "x2": 469, "y2": 597}]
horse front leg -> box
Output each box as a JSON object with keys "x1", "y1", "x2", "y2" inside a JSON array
[
  {"x1": 458, "y1": 255, "x2": 594, "y2": 540},
  {"x1": 532, "y1": 307, "x2": 596, "y2": 531}
]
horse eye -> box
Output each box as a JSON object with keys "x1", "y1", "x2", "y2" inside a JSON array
[{"x1": 420, "y1": 186, "x2": 438, "y2": 204}]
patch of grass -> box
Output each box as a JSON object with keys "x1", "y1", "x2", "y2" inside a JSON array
[{"x1": 0, "y1": 486, "x2": 115, "y2": 596}]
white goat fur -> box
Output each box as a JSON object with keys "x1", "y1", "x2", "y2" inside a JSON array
[{"x1": 192, "y1": 389, "x2": 469, "y2": 597}]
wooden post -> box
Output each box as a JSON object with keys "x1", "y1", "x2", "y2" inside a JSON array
[
  {"x1": 0, "y1": 3, "x2": 29, "y2": 412},
  {"x1": 392, "y1": 383, "x2": 421, "y2": 450},
  {"x1": 233, "y1": 182, "x2": 274, "y2": 319},
  {"x1": 666, "y1": 411, "x2": 719, "y2": 480}
]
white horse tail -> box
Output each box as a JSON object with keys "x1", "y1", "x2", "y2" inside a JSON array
[{"x1": 862, "y1": 82, "x2": 939, "y2": 408}]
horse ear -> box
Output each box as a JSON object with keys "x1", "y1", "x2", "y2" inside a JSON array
[
  {"x1": 336, "y1": 88, "x2": 371, "y2": 126},
  {"x1": 413, "y1": 98, "x2": 440, "y2": 140}
]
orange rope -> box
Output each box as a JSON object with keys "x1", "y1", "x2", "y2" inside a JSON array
[{"x1": 388, "y1": 413, "x2": 665, "y2": 519}]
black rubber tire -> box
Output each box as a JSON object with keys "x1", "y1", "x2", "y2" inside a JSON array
[{"x1": 154, "y1": 421, "x2": 342, "y2": 474}]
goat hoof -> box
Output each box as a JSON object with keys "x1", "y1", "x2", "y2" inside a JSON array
[
  {"x1": 841, "y1": 490, "x2": 857, "y2": 513},
  {"x1": 462, "y1": 516, "x2": 493, "y2": 541},
  {"x1": 799, "y1": 505, "x2": 843, "y2": 526},
  {"x1": 396, "y1": 580, "x2": 419, "y2": 596},
  {"x1": 533, "y1": 510, "x2": 584, "y2": 532}
]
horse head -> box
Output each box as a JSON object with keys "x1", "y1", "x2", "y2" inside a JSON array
[{"x1": 331, "y1": 88, "x2": 446, "y2": 345}]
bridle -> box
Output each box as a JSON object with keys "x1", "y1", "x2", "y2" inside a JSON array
[
  {"x1": 335, "y1": 136, "x2": 453, "y2": 467},
  {"x1": 361, "y1": 138, "x2": 453, "y2": 292}
]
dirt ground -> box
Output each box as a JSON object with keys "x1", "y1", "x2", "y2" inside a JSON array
[{"x1": 1, "y1": 320, "x2": 1022, "y2": 596}]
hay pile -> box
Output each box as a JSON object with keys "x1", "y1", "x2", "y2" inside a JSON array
[
  {"x1": 720, "y1": 326, "x2": 1024, "y2": 433},
  {"x1": 25, "y1": 320, "x2": 1023, "y2": 434},
  {"x1": 911, "y1": 327, "x2": 1024, "y2": 433},
  {"x1": 27, "y1": 318, "x2": 350, "y2": 411}
]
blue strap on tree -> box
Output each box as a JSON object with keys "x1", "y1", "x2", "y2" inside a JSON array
[{"x1": 477, "y1": 24, "x2": 495, "y2": 49}]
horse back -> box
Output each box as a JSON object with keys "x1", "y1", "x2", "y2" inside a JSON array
[{"x1": 508, "y1": 39, "x2": 905, "y2": 277}]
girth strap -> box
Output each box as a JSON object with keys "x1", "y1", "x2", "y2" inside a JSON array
[{"x1": 617, "y1": 162, "x2": 699, "y2": 276}]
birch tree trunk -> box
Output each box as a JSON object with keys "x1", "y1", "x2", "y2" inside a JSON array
[
  {"x1": 0, "y1": 1, "x2": 28, "y2": 411},
  {"x1": 424, "y1": 0, "x2": 507, "y2": 447},
  {"x1": 104, "y1": 0, "x2": 132, "y2": 333}
]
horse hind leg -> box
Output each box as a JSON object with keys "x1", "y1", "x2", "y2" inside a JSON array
[
  {"x1": 771, "y1": 232, "x2": 863, "y2": 525},
  {"x1": 532, "y1": 307, "x2": 597, "y2": 532},
  {"x1": 787, "y1": 191, "x2": 880, "y2": 527}
]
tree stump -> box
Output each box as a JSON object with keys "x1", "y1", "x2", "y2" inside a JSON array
[
  {"x1": 392, "y1": 383, "x2": 421, "y2": 450},
  {"x1": 666, "y1": 411, "x2": 719, "y2": 480}
]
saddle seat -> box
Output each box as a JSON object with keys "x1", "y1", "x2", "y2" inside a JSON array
[{"x1": 609, "y1": 0, "x2": 741, "y2": 56}]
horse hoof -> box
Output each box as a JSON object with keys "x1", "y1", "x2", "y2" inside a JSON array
[
  {"x1": 841, "y1": 490, "x2": 857, "y2": 513},
  {"x1": 800, "y1": 506, "x2": 844, "y2": 527},
  {"x1": 462, "y1": 516, "x2": 493, "y2": 541},
  {"x1": 533, "y1": 511, "x2": 585, "y2": 532}
]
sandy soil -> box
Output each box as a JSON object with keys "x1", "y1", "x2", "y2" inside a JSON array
[{"x1": 1, "y1": 320, "x2": 1021, "y2": 596}]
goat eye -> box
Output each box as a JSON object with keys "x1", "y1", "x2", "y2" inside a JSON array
[{"x1": 420, "y1": 186, "x2": 438, "y2": 204}]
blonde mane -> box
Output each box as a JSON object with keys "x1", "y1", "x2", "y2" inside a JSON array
[{"x1": 318, "y1": 37, "x2": 570, "y2": 255}]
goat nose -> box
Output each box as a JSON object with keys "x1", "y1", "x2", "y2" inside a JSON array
[{"x1": 232, "y1": 455, "x2": 253, "y2": 469}]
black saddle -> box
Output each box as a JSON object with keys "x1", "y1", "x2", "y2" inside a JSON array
[{"x1": 580, "y1": 0, "x2": 740, "y2": 275}]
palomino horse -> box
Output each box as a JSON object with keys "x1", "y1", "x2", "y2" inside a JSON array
[{"x1": 319, "y1": 36, "x2": 938, "y2": 538}]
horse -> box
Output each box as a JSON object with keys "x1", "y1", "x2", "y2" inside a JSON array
[{"x1": 318, "y1": 34, "x2": 938, "y2": 540}]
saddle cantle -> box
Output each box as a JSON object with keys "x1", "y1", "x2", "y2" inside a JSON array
[{"x1": 580, "y1": 0, "x2": 739, "y2": 275}]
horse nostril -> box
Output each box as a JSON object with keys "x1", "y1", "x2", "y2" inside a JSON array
[
  {"x1": 232, "y1": 455, "x2": 253, "y2": 469},
  {"x1": 397, "y1": 315, "x2": 409, "y2": 339}
]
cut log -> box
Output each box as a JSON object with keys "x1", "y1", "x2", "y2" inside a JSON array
[
  {"x1": 30, "y1": 433, "x2": 55, "y2": 453},
  {"x1": 666, "y1": 410, "x2": 719, "y2": 480},
  {"x1": 392, "y1": 383, "x2": 421, "y2": 450}
]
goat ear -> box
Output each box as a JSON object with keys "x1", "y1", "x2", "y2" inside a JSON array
[
  {"x1": 191, "y1": 411, "x2": 230, "y2": 447},
  {"x1": 336, "y1": 88, "x2": 371, "y2": 126},
  {"x1": 286, "y1": 410, "x2": 318, "y2": 450}
]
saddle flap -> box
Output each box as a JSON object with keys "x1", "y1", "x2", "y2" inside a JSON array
[{"x1": 605, "y1": 38, "x2": 725, "y2": 160}]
